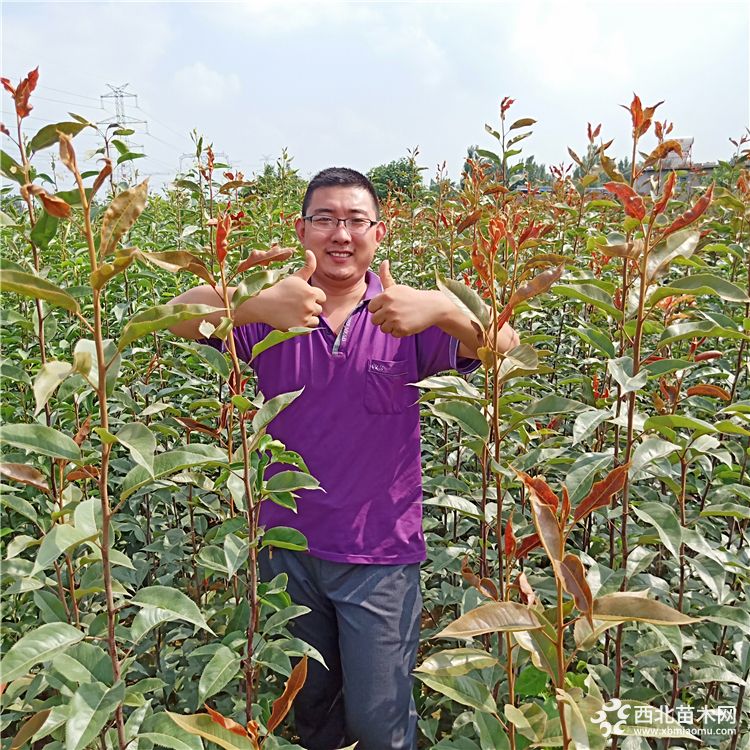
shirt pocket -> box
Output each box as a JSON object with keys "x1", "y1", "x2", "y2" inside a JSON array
[{"x1": 364, "y1": 359, "x2": 414, "y2": 414}]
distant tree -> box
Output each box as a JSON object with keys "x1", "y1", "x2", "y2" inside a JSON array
[
  {"x1": 367, "y1": 158, "x2": 424, "y2": 200},
  {"x1": 522, "y1": 156, "x2": 551, "y2": 186}
]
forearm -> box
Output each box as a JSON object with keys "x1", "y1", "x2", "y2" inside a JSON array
[
  {"x1": 432, "y1": 292, "x2": 520, "y2": 359},
  {"x1": 167, "y1": 285, "x2": 263, "y2": 339}
]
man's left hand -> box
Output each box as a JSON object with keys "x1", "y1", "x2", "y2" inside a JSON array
[{"x1": 368, "y1": 261, "x2": 450, "y2": 338}]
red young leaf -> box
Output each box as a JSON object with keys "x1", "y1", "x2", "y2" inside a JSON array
[
  {"x1": 554, "y1": 554, "x2": 594, "y2": 627},
  {"x1": 694, "y1": 350, "x2": 722, "y2": 362},
  {"x1": 10, "y1": 67, "x2": 39, "y2": 118},
  {"x1": 686, "y1": 384, "x2": 731, "y2": 401},
  {"x1": 572, "y1": 464, "x2": 629, "y2": 527},
  {"x1": 455, "y1": 209, "x2": 482, "y2": 235},
  {"x1": 504, "y1": 514, "x2": 516, "y2": 559},
  {"x1": 461, "y1": 557, "x2": 497, "y2": 600},
  {"x1": 652, "y1": 171, "x2": 676, "y2": 217},
  {"x1": 643, "y1": 139, "x2": 683, "y2": 169},
  {"x1": 38, "y1": 192, "x2": 71, "y2": 218},
  {"x1": 267, "y1": 656, "x2": 308, "y2": 734},
  {"x1": 0, "y1": 463, "x2": 50, "y2": 493},
  {"x1": 529, "y1": 491, "x2": 563, "y2": 562},
  {"x1": 560, "y1": 486, "x2": 570, "y2": 523},
  {"x1": 604, "y1": 182, "x2": 646, "y2": 221},
  {"x1": 516, "y1": 532, "x2": 541, "y2": 560},
  {"x1": 236, "y1": 246, "x2": 293, "y2": 275},
  {"x1": 215, "y1": 213, "x2": 231, "y2": 265},
  {"x1": 662, "y1": 184, "x2": 714, "y2": 237},
  {"x1": 515, "y1": 571, "x2": 537, "y2": 606},
  {"x1": 205, "y1": 706, "x2": 248, "y2": 737},
  {"x1": 515, "y1": 470, "x2": 559, "y2": 511}
]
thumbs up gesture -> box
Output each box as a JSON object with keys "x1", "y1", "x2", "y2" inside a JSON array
[
  {"x1": 368, "y1": 260, "x2": 451, "y2": 338},
  {"x1": 244, "y1": 249, "x2": 326, "y2": 331}
]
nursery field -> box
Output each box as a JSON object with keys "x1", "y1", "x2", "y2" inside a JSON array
[{"x1": 1, "y1": 71, "x2": 749, "y2": 750}]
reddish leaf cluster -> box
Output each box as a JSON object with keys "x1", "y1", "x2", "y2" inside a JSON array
[
  {"x1": 604, "y1": 182, "x2": 646, "y2": 221},
  {"x1": 500, "y1": 96, "x2": 514, "y2": 116},
  {"x1": 621, "y1": 93, "x2": 663, "y2": 140},
  {"x1": 662, "y1": 184, "x2": 714, "y2": 237},
  {"x1": 1, "y1": 67, "x2": 39, "y2": 119}
]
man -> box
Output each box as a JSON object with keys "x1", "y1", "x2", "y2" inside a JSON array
[{"x1": 169, "y1": 168, "x2": 518, "y2": 750}]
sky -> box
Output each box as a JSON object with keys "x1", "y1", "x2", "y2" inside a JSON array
[{"x1": 2, "y1": 0, "x2": 749, "y2": 192}]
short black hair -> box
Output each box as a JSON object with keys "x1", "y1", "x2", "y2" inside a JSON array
[{"x1": 302, "y1": 167, "x2": 380, "y2": 219}]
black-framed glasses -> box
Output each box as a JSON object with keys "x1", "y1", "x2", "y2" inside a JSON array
[{"x1": 303, "y1": 215, "x2": 378, "y2": 235}]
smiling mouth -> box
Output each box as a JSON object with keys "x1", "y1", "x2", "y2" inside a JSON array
[{"x1": 328, "y1": 251, "x2": 352, "y2": 258}]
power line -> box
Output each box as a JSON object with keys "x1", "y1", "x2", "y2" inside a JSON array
[{"x1": 134, "y1": 104, "x2": 187, "y2": 141}]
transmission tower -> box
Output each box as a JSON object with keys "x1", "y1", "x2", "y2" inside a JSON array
[{"x1": 99, "y1": 84, "x2": 147, "y2": 180}]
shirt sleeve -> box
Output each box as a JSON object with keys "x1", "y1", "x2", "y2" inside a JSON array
[
  {"x1": 415, "y1": 326, "x2": 482, "y2": 380},
  {"x1": 198, "y1": 322, "x2": 270, "y2": 364}
]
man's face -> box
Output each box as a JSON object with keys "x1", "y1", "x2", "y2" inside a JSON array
[{"x1": 295, "y1": 186, "x2": 386, "y2": 289}]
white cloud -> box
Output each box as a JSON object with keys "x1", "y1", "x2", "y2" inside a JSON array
[{"x1": 173, "y1": 62, "x2": 242, "y2": 105}]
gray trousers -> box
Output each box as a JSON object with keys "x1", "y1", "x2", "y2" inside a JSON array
[{"x1": 259, "y1": 549, "x2": 422, "y2": 750}]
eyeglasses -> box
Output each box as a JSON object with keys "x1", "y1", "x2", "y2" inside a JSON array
[{"x1": 303, "y1": 215, "x2": 378, "y2": 235}]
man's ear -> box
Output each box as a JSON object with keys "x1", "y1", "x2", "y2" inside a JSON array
[
  {"x1": 375, "y1": 220, "x2": 387, "y2": 244},
  {"x1": 295, "y1": 216, "x2": 306, "y2": 243}
]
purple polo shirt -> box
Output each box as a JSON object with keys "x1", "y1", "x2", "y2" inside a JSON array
[{"x1": 216, "y1": 270, "x2": 478, "y2": 564}]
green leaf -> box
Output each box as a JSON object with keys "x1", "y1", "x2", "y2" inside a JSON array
[
  {"x1": 648, "y1": 272, "x2": 749, "y2": 306},
  {"x1": 231, "y1": 269, "x2": 283, "y2": 311},
  {"x1": 497, "y1": 344, "x2": 539, "y2": 384},
  {"x1": 74, "y1": 339, "x2": 121, "y2": 396},
  {"x1": 0, "y1": 622, "x2": 84, "y2": 682},
  {"x1": 607, "y1": 357, "x2": 647, "y2": 395},
  {"x1": 423, "y1": 494, "x2": 483, "y2": 521},
  {"x1": 261, "y1": 526, "x2": 308, "y2": 551},
  {"x1": 473, "y1": 712, "x2": 510, "y2": 750},
  {"x1": 642, "y1": 358, "x2": 696, "y2": 376},
  {"x1": 553, "y1": 283, "x2": 622, "y2": 320},
  {"x1": 629, "y1": 437, "x2": 681, "y2": 479},
  {"x1": 524, "y1": 395, "x2": 590, "y2": 416},
  {"x1": 646, "y1": 229, "x2": 699, "y2": 283},
  {"x1": 1, "y1": 149, "x2": 25, "y2": 185},
  {"x1": 100, "y1": 181, "x2": 148, "y2": 256},
  {"x1": 131, "y1": 586, "x2": 215, "y2": 634},
  {"x1": 436, "y1": 273, "x2": 490, "y2": 329},
  {"x1": 130, "y1": 607, "x2": 177, "y2": 644},
  {"x1": 592, "y1": 592, "x2": 699, "y2": 625},
  {"x1": 223, "y1": 533, "x2": 248, "y2": 579},
  {"x1": 166, "y1": 714, "x2": 254, "y2": 750},
  {"x1": 198, "y1": 645, "x2": 241, "y2": 704},
  {"x1": 658, "y1": 320, "x2": 749, "y2": 348},
  {"x1": 0, "y1": 423, "x2": 81, "y2": 461},
  {"x1": 416, "y1": 673, "x2": 498, "y2": 714},
  {"x1": 117, "y1": 152, "x2": 146, "y2": 165},
  {"x1": 509, "y1": 117, "x2": 536, "y2": 131},
  {"x1": 30, "y1": 211, "x2": 60, "y2": 250},
  {"x1": 119, "y1": 304, "x2": 222, "y2": 350},
  {"x1": 633, "y1": 502, "x2": 682, "y2": 558},
  {"x1": 267, "y1": 471, "x2": 320, "y2": 493},
  {"x1": 514, "y1": 666, "x2": 549, "y2": 697},
  {"x1": 139, "y1": 712, "x2": 204, "y2": 750},
  {"x1": 415, "y1": 647, "x2": 498, "y2": 677},
  {"x1": 429, "y1": 401, "x2": 489, "y2": 440},
  {"x1": 571, "y1": 326, "x2": 615, "y2": 358},
  {"x1": 251, "y1": 328, "x2": 311, "y2": 361},
  {"x1": 644, "y1": 414, "x2": 717, "y2": 438},
  {"x1": 435, "y1": 602, "x2": 542, "y2": 638},
  {"x1": 33, "y1": 360, "x2": 73, "y2": 415},
  {"x1": 66, "y1": 681, "x2": 125, "y2": 750},
  {"x1": 32, "y1": 523, "x2": 93, "y2": 574},
  {"x1": 0, "y1": 269, "x2": 80, "y2": 313},
  {"x1": 252, "y1": 389, "x2": 304, "y2": 432},
  {"x1": 120, "y1": 445, "x2": 227, "y2": 500},
  {"x1": 29, "y1": 121, "x2": 90, "y2": 155},
  {"x1": 117, "y1": 423, "x2": 156, "y2": 476}
]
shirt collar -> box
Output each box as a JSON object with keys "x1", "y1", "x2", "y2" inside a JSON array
[{"x1": 362, "y1": 269, "x2": 383, "y2": 302}]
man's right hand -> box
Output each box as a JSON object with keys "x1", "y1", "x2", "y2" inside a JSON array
[{"x1": 243, "y1": 250, "x2": 326, "y2": 330}]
